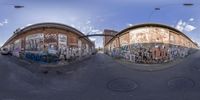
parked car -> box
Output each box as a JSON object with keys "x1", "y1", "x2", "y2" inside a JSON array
[{"x1": 1, "y1": 48, "x2": 10, "y2": 55}]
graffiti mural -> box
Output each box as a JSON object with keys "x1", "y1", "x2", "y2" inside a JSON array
[
  {"x1": 25, "y1": 52, "x2": 59, "y2": 63},
  {"x1": 113, "y1": 43, "x2": 191, "y2": 64},
  {"x1": 44, "y1": 33, "x2": 57, "y2": 43},
  {"x1": 105, "y1": 27, "x2": 198, "y2": 64},
  {"x1": 130, "y1": 27, "x2": 169, "y2": 44},
  {"x1": 2, "y1": 23, "x2": 95, "y2": 64},
  {"x1": 13, "y1": 39, "x2": 21, "y2": 57},
  {"x1": 43, "y1": 33, "x2": 58, "y2": 55},
  {"x1": 58, "y1": 34, "x2": 67, "y2": 49},
  {"x1": 58, "y1": 34, "x2": 67, "y2": 54},
  {"x1": 78, "y1": 40, "x2": 82, "y2": 57},
  {"x1": 26, "y1": 33, "x2": 44, "y2": 51}
]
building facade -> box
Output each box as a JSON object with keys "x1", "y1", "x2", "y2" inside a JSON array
[
  {"x1": 104, "y1": 23, "x2": 198, "y2": 64},
  {"x1": 2, "y1": 23, "x2": 95, "y2": 63},
  {"x1": 103, "y1": 29, "x2": 118, "y2": 47}
]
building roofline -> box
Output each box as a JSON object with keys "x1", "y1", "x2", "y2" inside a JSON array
[
  {"x1": 105, "y1": 23, "x2": 197, "y2": 47},
  {"x1": 3, "y1": 22, "x2": 94, "y2": 47}
]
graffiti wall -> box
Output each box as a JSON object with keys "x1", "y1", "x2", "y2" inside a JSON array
[
  {"x1": 105, "y1": 27, "x2": 197, "y2": 64},
  {"x1": 58, "y1": 34, "x2": 67, "y2": 59},
  {"x1": 78, "y1": 40, "x2": 82, "y2": 57},
  {"x1": 26, "y1": 33, "x2": 44, "y2": 51},
  {"x1": 3, "y1": 23, "x2": 95, "y2": 64},
  {"x1": 13, "y1": 39, "x2": 22, "y2": 57},
  {"x1": 58, "y1": 34, "x2": 67, "y2": 50},
  {"x1": 129, "y1": 27, "x2": 169, "y2": 44},
  {"x1": 112, "y1": 43, "x2": 192, "y2": 64},
  {"x1": 44, "y1": 33, "x2": 58, "y2": 55}
]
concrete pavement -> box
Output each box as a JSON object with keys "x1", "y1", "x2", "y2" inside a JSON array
[{"x1": 1, "y1": 51, "x2": 200, "y2": 100}]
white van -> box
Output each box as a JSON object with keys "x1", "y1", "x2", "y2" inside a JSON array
[{"x1": 1, "y1": 48, "x2": 10, "y2": 55}]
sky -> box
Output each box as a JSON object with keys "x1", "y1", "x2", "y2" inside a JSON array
[{"x1": 0, "y1": 0, "x2": 200, "y2": 47}]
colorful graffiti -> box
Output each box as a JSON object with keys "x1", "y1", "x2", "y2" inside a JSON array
[
  {"x1": 18, "y1": 33, "x2": 92, "y2": 63},
  {"x1": 108, "y1": 43, "x2": 192, "y2": 64},
  {"x1": 58, "y1": 34, "x2": 67, "y2": 49},
  {"x1": 13, "y1": 39, "x2": 21, "y2": 57},
  {"x1": 105, "y1": 27, "x2": 197, "y2": 64},
  {"x1": 44, "y1": 33, "x2": 57, "y2": 43},
  {"x1": 26, "y1": 33, "x2": 44, "y2": 51},
  {"x1": 129, "y1": 27, "x2": 169, "y2": 44},
  {"x1": 25, "y1": 52, "x2": 59, "y2": 63}
]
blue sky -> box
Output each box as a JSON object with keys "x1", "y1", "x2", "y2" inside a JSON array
[{"x1": 0, "y1": 0, "x2": 200, "y2": 47}]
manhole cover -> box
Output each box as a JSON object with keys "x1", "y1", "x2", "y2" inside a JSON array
[
  {"x1": 107, "y1": 78, "x2": 138, "y2": 92},
  {"x1": 168, "y1": 77, "x2": 195, "y2": 90}
]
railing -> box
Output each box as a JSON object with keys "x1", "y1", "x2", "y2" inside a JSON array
[{"x1": 79, "y1": 34, "x2": 115, "y2": 38}]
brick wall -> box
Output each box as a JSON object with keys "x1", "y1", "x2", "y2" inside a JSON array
[{"x1": 105, "y1": 26, "x2": 198, "y2": 64}]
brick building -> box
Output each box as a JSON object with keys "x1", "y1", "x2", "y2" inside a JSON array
[
  {"x1": 103, "y1": 29, "x2": 118, "y2": 46},
  {"x1": 104, "y1": 23, "x2": 198, "y2": 64},
  {"x1": 2, "y1": 23, "x2": 95, "y2": 63}
]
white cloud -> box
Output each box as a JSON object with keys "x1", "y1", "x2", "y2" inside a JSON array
[
  {"x1": 89, "y1": 37, "x2": 96, "y2": 41},
  {"x1": 175, "y1": 19, "x2": 196, "y2": 32},
  {"x1": 189, "y1": 18, "x2": 194, "y2": 22},
  {"x1": 184, "y1": 24, "x2": 196, "y2": 32},
  {"x1": 75, "y1": 20, "x2": 102, "y2": 35},
  {"x1": 4, "y1": 19, "x2": 8, "y2": 24},
  {"x1": 175, "y1": 20, "x2": 184, "y2": 31},
  {"x1": 98, "y1": 31, "x2": 103, "y2": 34},
  {"x1": 86, "y1": 20, "x2": 91, "y2": 24},
  {"x1": 91, "y1": 29, "x2": 100, "y2": 33},
  {"x1": 127, "y1": 23, "x2": 133, "y2": 27},
  {"x1": 0, "y1": 19, "x2": 8, "y2": 27}
]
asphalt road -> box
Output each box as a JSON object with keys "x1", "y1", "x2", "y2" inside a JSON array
[{"x1": 1, "y1": 51, "x2": 200, "y2": 100}]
